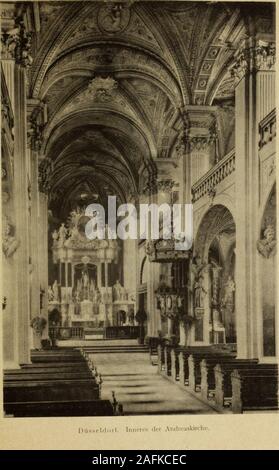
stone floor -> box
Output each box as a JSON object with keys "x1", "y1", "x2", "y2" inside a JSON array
[{"x1": 89, "y1": 350, "x2": 218, "y2": 415}]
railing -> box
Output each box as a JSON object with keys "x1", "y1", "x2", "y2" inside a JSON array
[
  {"x1": 49, "y1": 326, "x2": 84, "y2": 340},
  {"x1": 259, "y1": 108, "x2": 276, "y2": 149},
  {"x1": 191, "y1": 150, "x2": 235, "y2": 203},
  {"x1": 105, "y1": 326, "x2": 140, "y2": 339}
]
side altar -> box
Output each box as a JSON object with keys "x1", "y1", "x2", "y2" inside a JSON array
[{"x1": 48, "y1": 208, "x2": 135, "y2": 337}]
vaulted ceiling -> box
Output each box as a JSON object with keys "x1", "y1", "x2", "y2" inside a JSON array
[{"x1": 26, "y1": 1, "x2": 273, "y2": 219}]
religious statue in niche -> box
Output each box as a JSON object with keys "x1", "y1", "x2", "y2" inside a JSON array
[
  {"x1": 98, "y1": 3, "x2": 130, "y2": 34},
  {"x1": 2, "y1": 215, "x2": 20, "y2": 258},
  {"x1": 189, "y1": 253, "x2": 207, "y2": 310},
  {"x1": 193, "y1": 276, "x2": 207, "y2": 309},
  {"x1": 222, "y1": 275, "x2": 235, "y2": 307},
  {"x1": 257, "y1": 225, "x2": 276, "y2": 258}
]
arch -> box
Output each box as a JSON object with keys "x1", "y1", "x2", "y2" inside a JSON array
[
  {"x1": 194, "y1": 204, "x2": 236, "y2": 261},
  {"x1": 258, "y1": 182, "x2": 276, "y2": 237},
  {"x1": 257, "y1": 183, "x2": 276, "y2": 357}
]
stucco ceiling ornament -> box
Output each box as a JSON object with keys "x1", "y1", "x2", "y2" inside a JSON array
[
  {"x1": 82, "y1": 76, "x2": 118, "y2": 103},
  {"x1": 97, "y1": 3, "x2": 131, "y2": 34}
]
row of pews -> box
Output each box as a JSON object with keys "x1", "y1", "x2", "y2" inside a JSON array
[
  {"x1": 4, "y1": 348, "x2": 114, "y2": 417},
  {"x1": 156, "y1": 343, "x2": 278, "y2": 413}
]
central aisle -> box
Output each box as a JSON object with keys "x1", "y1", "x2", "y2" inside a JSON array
[{"x1": 88, "y1": 348, "x2": 218, "y2": 415}]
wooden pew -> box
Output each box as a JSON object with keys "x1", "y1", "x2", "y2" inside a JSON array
[
  {"x1": 157, "y1": 344, "x2": 165, "y2": 373},
  {"x1": 4, "y1": 371, "x2": 93, "y2": 382},
  {"x1": 171, "y1": 347, "x2": 189, "y2": 382},
  {"x1": 7, "y1": 365, "x2": 90, "y2": 375},
  {"x1": 163, "y1": 345, "x2": 172, "y2": 376},
  {"x1": 5, "y1": 399, "x2": 114, "y2": 417},
  {"x1": 178, "y1": 347, "x2": 224, "y2": 386},
  {"x1": 231, "y1": 366, "x2": 278, "y2": 413},
  {"x1": 188, "y1": 352, "x2": 235, "y2": 392},
  {"x1": 201, "y1": 358, "x2": 257, "y2": 401},
  {"x1": 214, "y1": 362, "x2": 275, "y2": 407},
  {"x1": 148, "y1": 337, "x2": 160, "y2": 365},
  {"x1": 21, "y1": 361, "x2": 87, "y2": 369},
  {"x1": 4, "y1": 379, "x2": 100, "y2": 403},
  {"x1": 30, "y1": 354, "x2": 84, "y2": 363}
]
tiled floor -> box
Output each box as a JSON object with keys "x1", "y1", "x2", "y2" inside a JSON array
[{"x1": 89, "y1": 351, "x2": 217, "y2": 415}]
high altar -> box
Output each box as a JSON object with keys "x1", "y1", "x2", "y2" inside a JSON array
[{"x1": 48, "y1": 208, "x2": 135, "y2": 335}]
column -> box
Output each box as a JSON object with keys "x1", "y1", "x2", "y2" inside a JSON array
[
  {"x1": 38, "y1": 190, "x2": 49, "y2": 334},
  {"x1": 232, "y1": 37, "x2": 275, "y2": 358},
  {"x1": 27, "y1": 100, "x2": 44, "y2": 327},
  {"x1": 1, "y1": 65, "x2": 19, "y2": 368},
  {"x1": 1, "y1": 9, "x2": 34, "y2": 364}
]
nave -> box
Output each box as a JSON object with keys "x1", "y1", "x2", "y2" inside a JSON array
[
  {"x1": 84, "y1": 340, "x2": 217, "y2": 415},
  {"x1": 1, "y1": 1, "x2": 277, "y2": 418}
]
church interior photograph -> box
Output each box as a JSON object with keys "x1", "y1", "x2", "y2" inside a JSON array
[{"x1": 1, "y1": 0, "x2": 277, "y2": 417}]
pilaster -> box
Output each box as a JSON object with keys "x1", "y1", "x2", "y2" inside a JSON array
[{"x1": 232, "y1": 37, "x2": 275, "y2": 358}]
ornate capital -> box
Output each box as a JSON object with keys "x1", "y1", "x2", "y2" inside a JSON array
[
  {"x1": 189, "y1": 135, "x2": 215, "y2": 151},
  {"x1": 1, "y1": 17, "x2": 33, "y2": 67},
  {"x1": 157, "y1": 179, "x2": 175, "y2": 193},
  {"x1": 38, "y1": 158, "x2": 53, "y2": 194},
  {"x1": 254, "y1": 40, "x2": 275, "y2": 71},
  {"x1": 231, "y1": 39, "x2": 275, "y2": 85}
]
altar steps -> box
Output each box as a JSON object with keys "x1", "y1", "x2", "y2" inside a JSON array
[{"x1": 81, "y1": 344, "x2": 149, "y2": 354}]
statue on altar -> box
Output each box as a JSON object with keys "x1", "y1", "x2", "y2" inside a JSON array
[
  {"x1": 58, "y1": 223, "x2": 68, "y2": 247},
  {"x1": 48, "y1": 285, "x2": 54, "y2": 302},
  {"x1": 81, "y1": 269, "x2": 89, "y2": 300},
  {"x1": 52, "y1": 280, "x2": 59, "y2": 302},
  {"x1": 113, "y1": 279, "x2": 122, "y2": 301}
]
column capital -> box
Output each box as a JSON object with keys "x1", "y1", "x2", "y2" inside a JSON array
[
  {"x1": 157, "y1": 179, "x2": 175, "y2": 194},
  {"x1": 230, "y1": 38, "x2": 276, "y2": 86},
  {"x1": 1, "y1": 14, "x2": 33, "y2": 67},
  {"x1": 175, "y1": 106, "x2": 218, "y2": 157}
]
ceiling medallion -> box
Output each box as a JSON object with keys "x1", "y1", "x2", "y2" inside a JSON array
[
  {"x1": 87, "y1": 76, "x2": 118, "y2": 102},
  {"x1": 98, "y1": 3, "x2": 131, "y2": 34}
]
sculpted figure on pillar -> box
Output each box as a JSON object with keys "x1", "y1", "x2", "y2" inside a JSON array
[
  {"x1": 2, "y1": 215, "x2": 20, "y2": 258},
  {"x1": 257, "y1": 225, "x2": 276, "y2": 258},
  {"x1": 193, "y1": 276, "x2": 207, "y2": 309}
]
